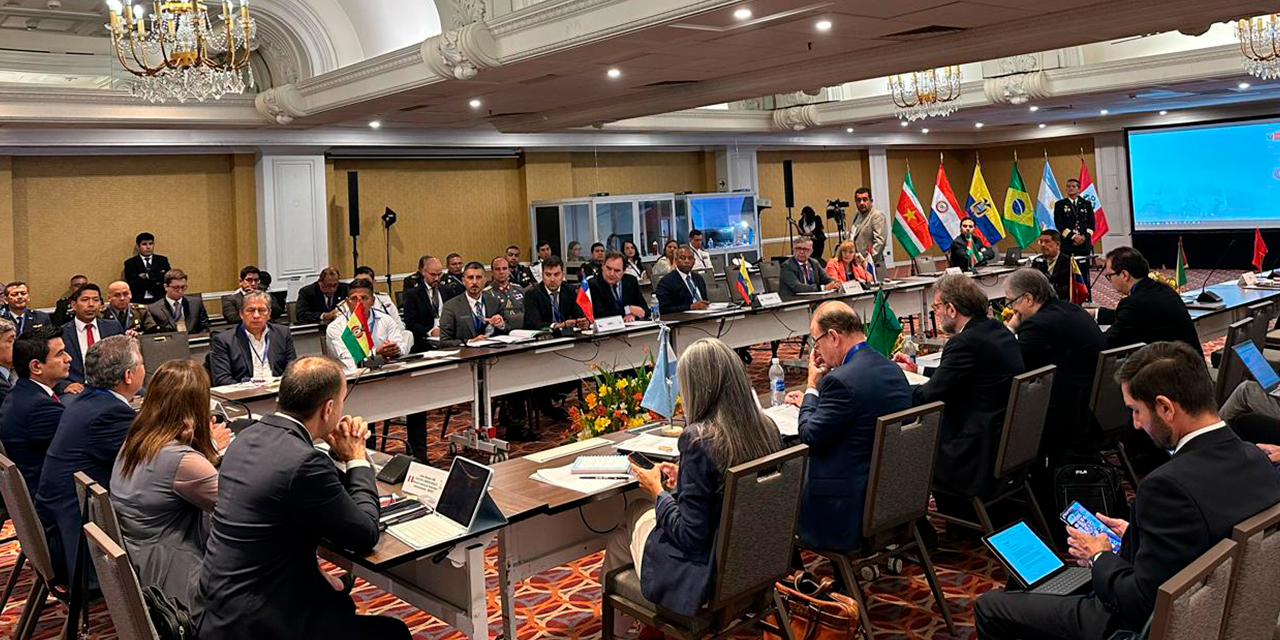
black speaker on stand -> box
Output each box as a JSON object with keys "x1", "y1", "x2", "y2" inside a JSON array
[
  {"x1": 782, "y1": 160, "x2": 798, "y2": 254},
  {"x1": 381, "y1": 207, "x2": 398, "y2": 295},
  {"x1": 347, "y1": 172, "x2": 361, "y2": 274}
]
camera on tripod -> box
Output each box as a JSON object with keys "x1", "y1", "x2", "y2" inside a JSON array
[{"x1": 825, "y1": 199, "x2": 849, "y2": 223}]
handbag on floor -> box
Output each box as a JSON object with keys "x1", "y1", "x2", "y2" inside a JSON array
[
  {"x1": 142, "y1": 585, "x2": 198, "y2": 640},
  {"x1": 764, "y1": 571, "x2": 860, "y2": 640}
]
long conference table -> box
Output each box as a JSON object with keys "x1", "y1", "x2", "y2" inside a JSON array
[{"x1": 225, "y1": 269, "x2": 1280, "y2": 640}]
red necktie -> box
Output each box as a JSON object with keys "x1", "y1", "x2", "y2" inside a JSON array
[
  {"x1": 801, "y1": 263, "x2": 811, "y2": 284},
  {"x1": 85, "y1": 324, "x2": 95, "y2": 347}
]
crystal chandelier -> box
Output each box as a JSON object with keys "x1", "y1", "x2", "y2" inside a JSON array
[
  {"x1": 888, "y1": 66, "x2": 963, "y2": 122},
  {"x1": 1236, "y1": 15, "x2": 1280, "y2": 80},
  {"x1": 105, "y1": 0, "x2": 256, "y2": 104}
]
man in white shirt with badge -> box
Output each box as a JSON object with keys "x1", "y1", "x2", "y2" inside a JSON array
[{"x1": 326, "y1": 279, "x2": 412, "y2": 371}]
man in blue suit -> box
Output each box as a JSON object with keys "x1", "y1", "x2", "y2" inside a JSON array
[
  {"x1": 36, "y1": 335, "x2": 143, "y2": 579},
  {"x1": 655, "y1": 246, "x2": 711, "y2": 315},
  {"x1": 0, "y1": 326, "x2": 71, "y2": 492},
  {"x1": 209, "y1": 291, "x2": 297, "y2": 386},
  {"x1": 787, "y1": 301, "x2": 912, "y2": 552},
  {"x1": 59, "y1": 283, "x2": 123, "y2": 395}
]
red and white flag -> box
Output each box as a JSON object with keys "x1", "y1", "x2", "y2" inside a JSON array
[{"x1": 1078, "y1": 159, "x2": 1109, "y2": 239}]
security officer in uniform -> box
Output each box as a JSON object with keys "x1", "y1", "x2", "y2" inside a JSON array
[
  {"x1": 1054, "y1": 178, "x2": 1094, "y2": 299},
  {"x1": 485, "y1": 256, "x2": 532, "y2": 441}
]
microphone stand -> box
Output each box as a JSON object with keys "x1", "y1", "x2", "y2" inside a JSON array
[{"x1": 1194, "y1": 238, "x2": 1237, "y2": 304}]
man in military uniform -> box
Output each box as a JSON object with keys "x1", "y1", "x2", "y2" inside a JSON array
[
  {"x1": 850, "y1": 187, "x2": 887, "y2": 276},
  {"x1": 101, "y1": 280, "x2": 157, "y2": 335},
  {"x1": 442, "y1": 253, "x2": 466, "y2": 298},
  {"x1": 1054, "y1": 178, "x2": 1094, "y2": 299},
  {"x1": 505, "y1": 245, "x2": 537, "y2": 288},
  {"x1": 485, "y1": 256, "x2": 533, "y2": 440}
]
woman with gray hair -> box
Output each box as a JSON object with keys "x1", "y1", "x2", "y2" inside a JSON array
[{"x1": 602, "y1": 337, "x2": 782, "y2": 627}]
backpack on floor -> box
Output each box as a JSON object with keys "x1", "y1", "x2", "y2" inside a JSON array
[{"x1": 1053, "y1": 463, "x2": 1127, "y2": 520}]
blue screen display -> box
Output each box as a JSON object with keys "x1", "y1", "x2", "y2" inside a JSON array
[
  {"x1": 1234, "y1": 341, "x2": 1280, "y2": 391},
  {"x1": 688, "y1": 195, "x2": 756, "y2": 250},
  {"x1": 988, "y1": 521, "x2": 1063, "y2": 586},
  {"x1": 1129, "y1": 118, "x2": 1280, "y2": 230}
]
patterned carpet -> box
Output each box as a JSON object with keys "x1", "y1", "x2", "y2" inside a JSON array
[{"x1": 0, "y1": 268, "x2": 1247, "y2": 640}]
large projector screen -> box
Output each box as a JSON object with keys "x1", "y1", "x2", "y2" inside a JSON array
[{"x1": 1129, "y1": 118, "x2": 1280, "y2": 231}]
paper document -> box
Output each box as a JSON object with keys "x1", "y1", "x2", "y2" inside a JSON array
[
  {"x1": 464, "y1": 338, "x2": 501, "y2": 347},
  {"x1": 904, "y1": 371, "x2": 930, "y2": 386},
  {"x1": 531, "y1": 463, "x2": 631, "y2": 494},
  {"x1": 614, "y1": 433, "x2": 681, "y2": 459},
  {"x1": 402, "y1": 462, "x2": 448, "y2": 508},
  {"x1": 525, "y1": 437, "x2": 613, "y2": 463},
  {"x1": 488, "y1": 334, "x2": 532, "y2": 345},
  {"x1": 507, "y1": 329, "x2": 544, "y2": 339},
  {"x1": 421, "y1": 349, "x2": 461, "y2": 358},
  {"x1": 795, "y1": 291, "x2": 834, "y2": 296},
  {"x1": 764, "y1": 403, "x2": 800, "y2": 437}
]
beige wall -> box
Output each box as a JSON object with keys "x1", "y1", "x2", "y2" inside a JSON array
[
  {"x1": 757, "y1": 150, "x2": 871, "y2": 260},
  {"x1": 3, "y1": 154, "x2": 256, "y2": 308}
]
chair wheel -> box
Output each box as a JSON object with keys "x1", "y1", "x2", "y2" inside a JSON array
[
  {"x1": 491, "y1": 452, "x2": 507, "y2": 463},
  {"x1": 886, "y1": 558, "x2": 904, "y2": 574},
  {"x1": 860, "y1": 565, "x2": 880, "y2": 582},
  {"x1": 447, "y1": 442, "x2": 458, "y2": 455}
]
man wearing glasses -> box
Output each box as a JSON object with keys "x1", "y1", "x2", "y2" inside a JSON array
[
  {"x1": 1093, "y1": 247, "x2": 1201, "y2": 356},
  {"x1": 221, "y1": 265, "x2": 284, "y2": 324},
  {"x1": 148, "y1": 269, "x2": 211, "y2": 334}
]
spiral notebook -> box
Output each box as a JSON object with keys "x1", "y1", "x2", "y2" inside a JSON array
[{"x1": 571, "y1": 454, "x2": 631, "y2": 475}]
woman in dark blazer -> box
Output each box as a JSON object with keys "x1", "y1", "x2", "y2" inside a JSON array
[{"x1": 603, "y1": 338, "x2": 782, "y2": 627}]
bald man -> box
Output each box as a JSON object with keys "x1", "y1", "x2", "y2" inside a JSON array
[{"x1": 101, "y1": 280, "x2": 157, "y2": 336}]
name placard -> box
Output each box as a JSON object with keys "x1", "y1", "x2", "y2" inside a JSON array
[
  {"x1": 403, "y1": 462, "x2": 448, "y2": 508},
  {"x1": 594, "y1": 316, "x2": 626, "y2": 333},
  {"x1": 945, "y1": 267, "x2": 963, "y2": 276},
  {"x1": 755, "y1": 292, "x2": 784, "y2": 308},
  {"x1": 842, "y1": 281, "x2": 864, "y2": 294}
]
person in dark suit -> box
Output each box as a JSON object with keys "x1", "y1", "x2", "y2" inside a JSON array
[
  {"x1": 975, "y1": 341, "x2": 1280, "y2": 640},
  {"x1": 1096, "y1": 247, "x2": 1202, "y2": 356},
  {"x1": 901, "y1": 274, "x2": 1025, "y2": 502},
  {"x1": 102, "y1": 281, "x2": 158, "y2": 335},
  {"x1": 2, "y1": 281, "x2": 53, "y2": 336},
  {"x1": 402, "y1": 256, "x2": 456, "y2": 461},
  {"x1": 50, "y1": 274, "x2": 88, "y2": 328},
  {"x1": 602, "y1": 338, "x2": 782, "y2": 626},
  {"x1": 1030, "y1": 229, "x2": 1073, "y2": 302},
  {"x1": 220, "y1": 266, "x2": 284, "y2": 324},
  {"x1": 787, "y1": 301, "x2": 912, "y2": 551},
  {"x1": 523, "y1": 257, "x2": 587, "y2": 333},
  {"x1": 1054, "y1": 178, "x2": 1094, "y2": 294},
  {"x1": 148, "y1": 269, "x2": 210, "y2": 334},
  {"x1": 0, "y1": 319, "x2": 14, "y2": 408},
  {"x1": 439, "y1": 261, "x2": 508, "y2": 348},
  {"x1": 588, "y1": 252, "x2": 651, "y2": 321},
  {"x1": 0, "y1": 326, "x2": 71, "y2": 492},
  {"x1": 209, "y1": 292, "x2": 296, "y2": 386},
  {"x1": 656, "y1": 246, "x2": 710, "y2": 315},
  {"x1": 123, "y1": 232, "x2": 171, "y2": 304},
  {"x1": 36, "y1": 335, "x2": 144, "y2": 579},
  {"x1": 295, "y1": 268, "x2": 349, "y2": 326},
  {"x1": 948, "y1": 217, "x2": 996, "y2": 271},
  {"x1": 779, "y1": 238, "x2": 839, "y2": 300},
  {"x1": 59, "y1": 283, "x2": 124, "y2": 395},
  {"x1": 193, "y1": 356, "x2": 411, "y2": 640}
]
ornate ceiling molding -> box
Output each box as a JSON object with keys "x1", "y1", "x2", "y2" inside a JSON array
[
  {"x1": 421, "y1": 22, "x2": 501, "y2": 81},
  {"x1": 255, "y1": 85, "x2": 306, "y2": 124},
  {"x1": 771, "y1": 105, "x2": 821, "y2": 131}
]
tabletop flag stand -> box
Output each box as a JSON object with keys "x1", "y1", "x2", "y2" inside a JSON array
[
  {"x1": 894, "y1": 163, "x2": 933, "y2": 262},
  {"x1": 734, "y1": 257, "x2": 755, "y2": 304},
  {"x1": 1003, "y1": 153, "x2": 1038, "y2": 248},
  {"x1": 341, "y1": 300, "x2": 374, "y2": 364},
  {"x1": 576, "y1": 276, "x2": 595, "y2": 323},
  {"x1": 1070, "y1": 259, "x2": 1090, "y2": 304},
  {"x1": 1175, "y1": 237, "x2": 1189, "y2": 288},
  {"x1": 641, "y1": 323, "x2": 679, "y2": 421},
  {"x1": 865, "y1": 288, "x2": 902, "y2": 357},
  {"x1": 1254, "y1": 227, "x2": 1268, "y2": 272}
]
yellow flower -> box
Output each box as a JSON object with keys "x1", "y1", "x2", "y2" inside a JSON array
[
  {"x1": 616, "y1": 378, "x2": 628, "y2": 390},
  {"x1": 594, "y1": 416, "x2": 610, "y2": 429},
  {"x1": 600, "y1": 385, "x2": 610, "y2": 396},
  {"x1": 586, "y1": 393, "x2": 597, "y2": 407}
]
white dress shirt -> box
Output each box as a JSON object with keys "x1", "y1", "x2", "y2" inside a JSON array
[
  {"x1": 1173, "y1": 421, "x2": 1227, "y2": 454},
  {"x1": 692, "y1": 248, "x2": 713, "y2": 271},
  {"x1": 325, "y1": 305, "x2": 414, "y2": 372},
  {"x1": 245, "y1": 329, "x2": 273, "y2": 381},
  {"x1": 74, "y1": 317, "x2": 100, "y2": 358},
  {"x1": 32, "y1": 378, "x2": 55, "y2": 397}
]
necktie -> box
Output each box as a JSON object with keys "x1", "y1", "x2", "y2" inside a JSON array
[
  {"x1": 173, "y1": 300, "x2": 187, "y2": 332},
  {"x1": 686, "y1": 275, "x2": 700, "y2": 301},
  {"x1": 431, "y1": 287, "x2": 441, "y2": 312},
  {"x1": 85, "y1": 324, "x2": 95, "y2": 348},
  {"x1": 143, "y1": 257, "x2": 150, "y2": 270},
  {"x1": 613, "y1": 284, "x2": 623, "y2": 308},
  {"x1": 550, "y1": 290, "x2": 563, "y2": 323},
  {"x1": 14, "y1": 314, "x2": 23, "y2": 335},
  {"x1": 473, "y1": 300, "x2": 484, "y2": 333},
  {"x1": 801, "y1": 262, "x2": 811, "y2": 284}
]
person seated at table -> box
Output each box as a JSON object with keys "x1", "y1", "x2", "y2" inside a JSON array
[
  {"x1": 824, "y1": 240, "x2": 874, "y2": 285},
  {"x1": 193, "y1": 356, "x2": 410, "y2": 640},
  {"x1": 779, "y1": 237, "x2": 840, "y2": 300},
  {"x1": 103, "y1": 280, "x2": 158, "y2": 336},
  {"x1": 0, "y1": 319, "x2": 15, "y2": 408},
  {"x1": 210, "y1": 292, "x2": 297, "y2": 386},
  {"x1": 295, "y1": 268, "x2": 349, "y2": 326},
  {"x1": 220, "y1": 266, "x2": 284, "y2": 324},
  {"x1": 524, "y1": 256, "x2": 588, "y2": 334},
  {"x1": 112, "y1": 358, "x2": 230, "y2": 606},
  {"x1": 505, "y1": 245, "x2": 537, "y2": 288},
  {"x1": 486, "y1": 256, "x2": 526, "y2": 330},
  {"x1": 51, "y1": 274, "x2": 88, "y2": 327},
  {"x1": 896, "y1": 274, "x2": 1024, "y2": 521},
  {"x1": 59, "y1": 283, "x2": 124, "y2": 394},
  {"x1": 325, "y1": 279, "x2": 412, "y2": 370},
  {"x1": 148, "y1": 269, "x2": 210, "y2": 334},
  {"x1": 1030, "y1": 229, "x2": 1072, "y2": 302},
  {"x1": 1094, "y1": 246, "x2": 1202, "y2": 356},
  {"x1": 588, "y1": 252, "x2": 651, "y2": 322},
  {"x1": 2, "y1": 281, "x2": 53, "y2": 336},
  {"x1": 442, "y1": 253, "x2": 466, "y2": 298},
  {"x1": 786, "y1": 301, "x2": 910, "y2": 553},
  {"x1": 580, "y1": 242, "x2": 607, "y2": 281},
  {"x1": 948, "y1": 218, "x2": 996, "y2": 271},
  {"x1": 0, "y1": 326, "x2": 70, "y2": 492},
  {"x1": 603, "y1": 337, "x2": 782, "y2": 625},
  {"x1": 656, "y1": 246, "x2": 710, "y2": 315},
  {"x1": 650, "y1": 239, "x2": 679, "y2": 282},
  {"x1": 439, "y1": 261, "x2": 507, "y2": 347}
]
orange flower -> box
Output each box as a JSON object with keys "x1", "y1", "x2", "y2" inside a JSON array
[
  {"x1": 595, "y1": 404, "x2": 607, "y2": 416},
  {"x1": 633, "y1": 392, "x2": 643, "y2": 402}
]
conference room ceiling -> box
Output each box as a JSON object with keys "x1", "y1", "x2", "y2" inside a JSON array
[
  {"x1": 328, "y1": 0, "x2": 1273, "y2": 134},
  {"x1": 0, "y1": 0, "x2": 104, "y2": 36}
]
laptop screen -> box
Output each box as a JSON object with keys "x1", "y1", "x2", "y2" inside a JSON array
[
  {"x1": 435, "y1": 457, "x2": 492, "y2": 528},
  {"x1": 986, "y1": 521, "x2": 1064, "y2": 587},
  {"x1": 1233, "y1": 341, "x2": 1280, "y2": 392}
]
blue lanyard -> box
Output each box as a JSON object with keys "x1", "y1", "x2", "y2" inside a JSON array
[
  {"x1": 842, "y1": 342, "x2": 869, "y2": 366},
  {"x1": 247, "y1": 330, "x2": 270, "y2": 368}
]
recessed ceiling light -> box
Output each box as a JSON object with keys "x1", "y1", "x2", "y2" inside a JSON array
[
  {"x1": 469, "y1": 98, "x2": 482, "y2": 108},
  {"x1": 369, "y1": 121, "x2": 381, "y2": 129},
  {"x1": 1238, "y1": 82, "x2": 1251, "y2": 90},
  {"x1": 1028, "y1": 106, "x2": 1039, "y2": 112},
  {"x1": 921, "y1": 128, "x2": 930, "y2": 134},
  {"x1": 900, "y1": 120, "x2": 909, "y2": 127},
  {"x1": 1099, "y1": 109, "x2": 1109, "y2": 115},
  {"x1": 974, "y1": 122, "x2": 984, "y2": 128},
  {"x1": 815, "y1": 20, "x2": 832, "y2": 32},
  {"x1": 1038, "y1": 123, "x2": 1046, "y2": 129},
  {"x1": 733, "y1": 8, "x2": 752, "y2": 19},
  {"x1": 607, "y1": 68, "x2": 622, "y2": 79},
  {"x1": 845, "y1": 127, "x2": 854, "y2": 133},
  {"x1": 1159, "y1": 110, "x2": 1168, "y2": 115}
]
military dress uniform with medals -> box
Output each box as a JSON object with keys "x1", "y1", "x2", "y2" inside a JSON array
[{"x1": 1054, "y1": 196, "x2": 1094, "y2": 298}]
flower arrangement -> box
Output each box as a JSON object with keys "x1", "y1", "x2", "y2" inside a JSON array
[
  {"x1": 1150, "y1": 270, "x2": 1182, "y2": 292},
  {"x1": 568, "y1": 353, "x2": 682, "y2": 441}
]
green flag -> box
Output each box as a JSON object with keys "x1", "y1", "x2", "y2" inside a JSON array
[
  {"x1": 1003, "y1": 160, "x2": 1039, "y2": 248},
  {"x1": 866, "y1": 288, "x2": 901, "y2": 357},
  {"x1": 1175, "y1": 237, "x2": 1188, "y2": 287}
]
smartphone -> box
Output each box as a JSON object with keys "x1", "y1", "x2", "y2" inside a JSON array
[
  {"x1": 627, "y1": 452, "x2": 655, "y2": 470},
  {"x1": 1060, "y1": 501, "x2": 1123, "y2": 551}
]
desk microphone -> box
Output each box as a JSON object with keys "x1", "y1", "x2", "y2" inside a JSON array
[
  {"x1": 360, "y1": 354, "x2": 387, "y2": 370},
  {"x1": 1195, "y1": 238, "x2": 1237, "y2": 304}
]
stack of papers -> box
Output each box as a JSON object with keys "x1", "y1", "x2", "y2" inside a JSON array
[
  {"x1": 420, "y1": 349, "x2": 461, "y2": 359},
  {"x1": 571, "y1": 455, "x2": 630, "y2": 475},
  {"x1": 531, "y1": 463, "x2": 631, "y2": 494},
  {"x1": 614, "y1": 433, "x2": 680, "y2": 459},
  {"x1": 763, "y1": 403, "x2": 800, "y2": 437}
]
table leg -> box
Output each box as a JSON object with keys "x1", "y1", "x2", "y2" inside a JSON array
[{"x1": 498, "y1": 528, "x2": 519, "y2": 640}]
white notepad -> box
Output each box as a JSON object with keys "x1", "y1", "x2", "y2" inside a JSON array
[{"x1": 571, "y1": 454, "x2": 630, "y2": 475}]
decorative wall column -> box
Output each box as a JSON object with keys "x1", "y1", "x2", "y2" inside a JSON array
[
  {"x1": 255, "y1": 154, "x2": 330, "y2": 288},
  {"x1": 713, "y1": 145, "x2": 758, "y2": 193},
  {"x1": 1092, "y1": 132, "x2": 1132, "y2": 252},
  {"x1": 867, "y1": 147, "x2": 895, "y2": 267}
]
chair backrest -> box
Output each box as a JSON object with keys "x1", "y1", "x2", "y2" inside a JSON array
[
  {"x1": 759, "y1": 261, "x2": 781, "y2": 293},
  {"x1": 138, "y1": 331, "x2": 191, "y2": 373},
  {"x1": 1149, "y1": 538, "x2": 1238, "y2": 640},
  {"x1": 994, "y1": 365, "x2": 1057, "y2": 478},
  {"x1": 0, "y1": 453, "x2": 58, "y2": 583},
  {"x1": 1090, "y1": 343, "x2": 1145, "y2": 437},
  {"x1": 84, "y1": 523, "x2": 159, "y2": 640},
  {"x1": 710, "y1": 444, "x2": 808, "y2": 609},
  {"x1": 914, "y1": 256, "x2": 938, "y2": 274},
  {"x1": 1246, "y1": 302, "x2": 1273, "y2": 352},
  {"x1": 1220, "y1": 502, "x2": 1280, "y2": 640},
  {"x1": 862, "y1": 402, "x2": 944, "y2": 537},
  {"x1": 710, "y1": 254, "x2": 728, "y2": 271},
  {"x1": 1216, "y1": 318, "x2": 1253, "y2": 406},
  {"x1": 705, "y1": 280, "x2": 731, "y2": 303},
  {"x1": 87, "y1": 483, "x2": 126, "y2": 547}
]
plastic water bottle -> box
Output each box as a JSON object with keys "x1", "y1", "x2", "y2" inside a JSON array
[{"x1": 769, "y1": 358, "x2": 786, "y2": 406}]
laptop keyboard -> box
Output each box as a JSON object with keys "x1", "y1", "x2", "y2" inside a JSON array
[
  {"x1": 388, "y1": 514, "x2": 466, "y2": 550},
  {"x1": 1034, "y1": 567, "x2": 1092, "y2": 595}
]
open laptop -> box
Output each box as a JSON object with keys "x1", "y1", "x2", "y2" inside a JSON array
[
  {"x1": 387, "y1": 457, "x2": 494, "y2": 550},
  {"x1": 1232, "y1": 341, "x2": 1280, "y2": 394},
  {"x1": 1003, "y1": 247, "x2": 1023, "y2": 266},
  {"x1": 983, "y1": 521, "x2": 1092, "y2": 595}
]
